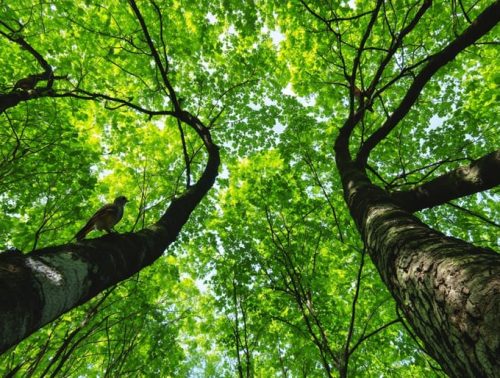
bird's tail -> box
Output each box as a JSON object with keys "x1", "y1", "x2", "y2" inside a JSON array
[{"x1": 75, "y1": 221, "x2": 93, "y2": 241}]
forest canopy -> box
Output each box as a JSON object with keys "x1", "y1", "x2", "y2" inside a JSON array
[{"x1": 0, "y1": 0, "x2": 499, "y2": 377}]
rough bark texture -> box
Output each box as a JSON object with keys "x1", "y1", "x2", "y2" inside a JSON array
[
  {"x1": 0, "y1": 112, "x2": 219, "y2": 354},
  {"x1": 0, "y1": 90, "x2": 49, "y2": 114},
  {"x1": 392, "y1": 150, "x2": 500, "y2": 213},
  {"x1": 331, "y1": 3, "x2": 500, "y2": 375},
  {"x1": 335, "y1": 157, "x2": 500, "y2": 377}
]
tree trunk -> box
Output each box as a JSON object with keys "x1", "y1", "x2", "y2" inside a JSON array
[{"x1": 335, "y1": 158, "x2": 500, "y2": 377}]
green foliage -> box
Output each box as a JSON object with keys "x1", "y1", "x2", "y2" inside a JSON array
[{"x1": 0, "y1": 0, "x2": 497, "y2": 376}]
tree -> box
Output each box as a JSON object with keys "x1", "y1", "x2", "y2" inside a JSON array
[
  {"x1": 0, "y1": 0, "x2": 498, "y2": 376},
  {"x1": 0, "y1": 0, "x2": 222, "y2": 354},
  {"x1": 329, "y1": 2, "x2": 499, "y2": 375}
]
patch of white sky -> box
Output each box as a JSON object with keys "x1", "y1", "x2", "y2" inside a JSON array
[
  {"x1": 283, "y1": 83, "x2": 318, "y2": 108},
  {"x1": 206, "y1": 11, "x2": 217, "y2": 25},
  {"x1": 218, "y1": 24, "x2": 238, "y2": 53},
  {"x1": 201, "y1": 59, "x2": 216, "y2": 75},
  {"x1": 423, "y1": 76, "x2": 465, "y2": 141},
  {"x1": 261, "y1": 24, "x2": 286, "y2": 49},
  {"x1": 180, "y1": 271, "x2": 212, "y2": 295}
]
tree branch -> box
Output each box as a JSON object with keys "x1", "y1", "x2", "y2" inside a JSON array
[
  {"x1": 356, "y1": 1, "x2": 500, "y2": 166},
  {"x1": 446, "y1": 202, "x2": 500, "y2": 229},
  {"x1": 0, "y1": 20, "x2": 52, "y2": 76},
  {"x1": 366, "y1": 0, "x2": 431, "y2": 100},
  {"x1": 52, "y1": 90, "x2": 175, "y2": 117},
  {"x1": 391, "y1": 150, "x2": 500, "y2": 212},
  {"x1": 342, "y1": 249, "x2": 366, "y2": 375},
  {"x1": 0, "y1": 5, "x2": 220, "y2": 351},
  {"x1": 349, "y1": 318, "x2": 400, "y2": 356},
  {"x1": 128, "y1": 0, "x2": 180, "y2": 110}
]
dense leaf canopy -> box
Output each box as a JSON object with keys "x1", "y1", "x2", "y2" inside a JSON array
[{"x1": 0, "y1": 0, "x2": 498, "y2": 376}]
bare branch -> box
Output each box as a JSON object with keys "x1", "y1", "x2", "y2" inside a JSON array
[
  {"x1": 128, "y1": 0, "x2": 179, "y2": 109},
  {"x1": 356, "y1": 2, "x2": 500, "y2": 166},
  {"x1": 342, "y1": 249, "x2": 366, "y2": 373}
]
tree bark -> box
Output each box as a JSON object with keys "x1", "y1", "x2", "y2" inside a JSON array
[
  {"x1": 391, "y1": 150, "x2": 500, "y2": 212},
  {"x1": 334, "y1": 155, "x2": 500, "y2": 377},
  {"x1": 0, "y1": 90, "x2": 47, "y2": 114},
  {"x1": 0, "y1": 112, "x2": 219, "y2": 354},
  {"x1": 331, "y1": 5, "x2": 500, "y2": 373}
]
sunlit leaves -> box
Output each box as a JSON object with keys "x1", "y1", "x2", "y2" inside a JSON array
[{"x1": 0, "y1": 0, "x2": 497, "y2": 376}]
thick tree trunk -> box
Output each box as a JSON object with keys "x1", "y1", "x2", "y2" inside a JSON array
[
  {"x1": 335, "y1": 158, "x2": 500, "y2": 377},
  {"x1": 0, "y1": 112, "x2": 219, "y2": 354},
  {"x1": 331, "y1": 3, "x2": 500, "y2": 375}
]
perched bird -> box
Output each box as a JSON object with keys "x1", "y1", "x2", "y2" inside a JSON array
[
  {"x1": 353, "y1": 85, "x2": 374, "y2": 112},
  {"x1": 13, "y1": 75, "x2": 39, "y2": 91},
  {"x1": 75, "y1": 196, "x2": 128, "y2": 241}
]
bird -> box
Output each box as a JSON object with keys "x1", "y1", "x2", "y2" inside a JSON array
[
  {"x1": 75, "y1": 196, "x2": 128, "y2": 241},
  {"x1": 13, "y1": 75, "x2": 39, "y2": 91},
  {"x1": 353, "y1": 85, "x2": 374, "y2": 112}
]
